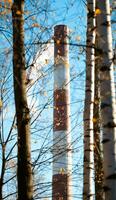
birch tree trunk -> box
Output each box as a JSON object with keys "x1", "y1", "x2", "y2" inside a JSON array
[
  {"x1": 83, "y1": 0, "x2": 95, "y2": 199},
  {"x1": 94, "y1": 34, "x2": 104, "y2": 200},
  {"x1": 12, "y1": 1, "x2": 33, "y2": 199},
  {"x1": 96, "y1": 0, "x2": 116, "y2": 199}
]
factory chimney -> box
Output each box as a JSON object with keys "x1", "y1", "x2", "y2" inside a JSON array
[{"x1": 52, "y1": 25, "x2": 72, "y2": 200}]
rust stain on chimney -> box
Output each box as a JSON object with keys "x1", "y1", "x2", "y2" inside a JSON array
[
  {"x1": 53, "y1": 89, "x2": 68, "y2": 131},
  {"x1": 54, "y1": 25, "x2": 68, "y2": 57},
  {"x1": 52, "y1": 174, "x2": 68, "y2": 200}
]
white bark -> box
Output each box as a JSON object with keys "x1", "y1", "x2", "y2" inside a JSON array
[
  {"x1": 96, "y1": 0, "x2": 116, "y2": 199},
  {"x1": 83, "y1": 0, "x2": 95, "y2": 199}
]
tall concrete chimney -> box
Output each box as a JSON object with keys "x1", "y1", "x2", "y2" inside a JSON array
[{"x1": 52, "y1": 25, "x2": 72, "y2": 200}]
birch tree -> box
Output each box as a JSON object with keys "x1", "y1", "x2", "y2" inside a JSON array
[
  {"x1": 94, "y1": 34, "x2": 104, "y2": 200},
  {"x1": 96, "y1": 0, "x2": 116, "y2": 199},
  {"x1": 12, "y1": 0, "x2": 33, "y2": 199},
  {"x1": 83, "y1": 0, "x2": 95, "y2": 199}
]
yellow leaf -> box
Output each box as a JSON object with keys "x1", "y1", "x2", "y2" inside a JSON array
[
  {"x1": 76, "y1": 36, "x2": 81, "y2": 41},
  {"x1": 31, "y1": 16, "x2": 36, "y2": 20},
  {"x1": 64, "y1": 62, "x2": 69, "y2": 68},
  {"x1": 56, "y1": 122, "x2": 60, "y2": 126},
  {"x1": 59, "y1": 168, "x2": 65, "y2": 175},
  {"x1": 92, "y1": 118, "x2": 97, "y2": 123},
  {"x1": 0, "y1": 100, "x2": 3, "y2": 108},
  {"x1": 45, "y1": 59, "x2": 49, "y2": 64},
  {"x1": 8, "y1": 0, "x2": 12, "y2": 3},
  {"x1": 95, "y1": 8, "x2": 101, "y2": 15},
  {"x1": 0, "y1": 11, "x2": 6, "y2": 15},
  {"x1": 16, "y1": 10, "x2": 22, "y2": 15},
  {"x1": 32, "y1": 23, "x2": 40, "y2": 28},
  {"x1": 43, "y1": 91, "x2": 47, "y2": 96},
  {"x1": 56, "y1": 94, "x2": 59, "y2": 99},
  {"x1": 56, "y1": 40, "x2": 60, "y2": 45},
  {"x1": 94, "y1": 99, "x2": 99, "y2": 105},
  {"x1": 110, "y1": 7, "x2": 112, "y2": 13}
]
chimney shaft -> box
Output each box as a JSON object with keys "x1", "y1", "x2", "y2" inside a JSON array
[{"x1": 52, "y1": 25, "x2": 72, "y2": 200}]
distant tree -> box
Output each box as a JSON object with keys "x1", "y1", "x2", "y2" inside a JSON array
[{"x1": 0, "y1": 52, "x2": 17, "y2": 200}]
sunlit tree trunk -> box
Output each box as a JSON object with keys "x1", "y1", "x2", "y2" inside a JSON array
[
  {"x1": 12, "y1": 1, "x2": 33, "y2": 199},
  {"x1": 83, "y1": 0, "x2": 95, "y2": 199},
  {"x1": 96, "y1": 0, "x2": 116, "y2": 199},
  {"x1": 94, "y1": 34, "x2": 104, "y2": 200}
]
